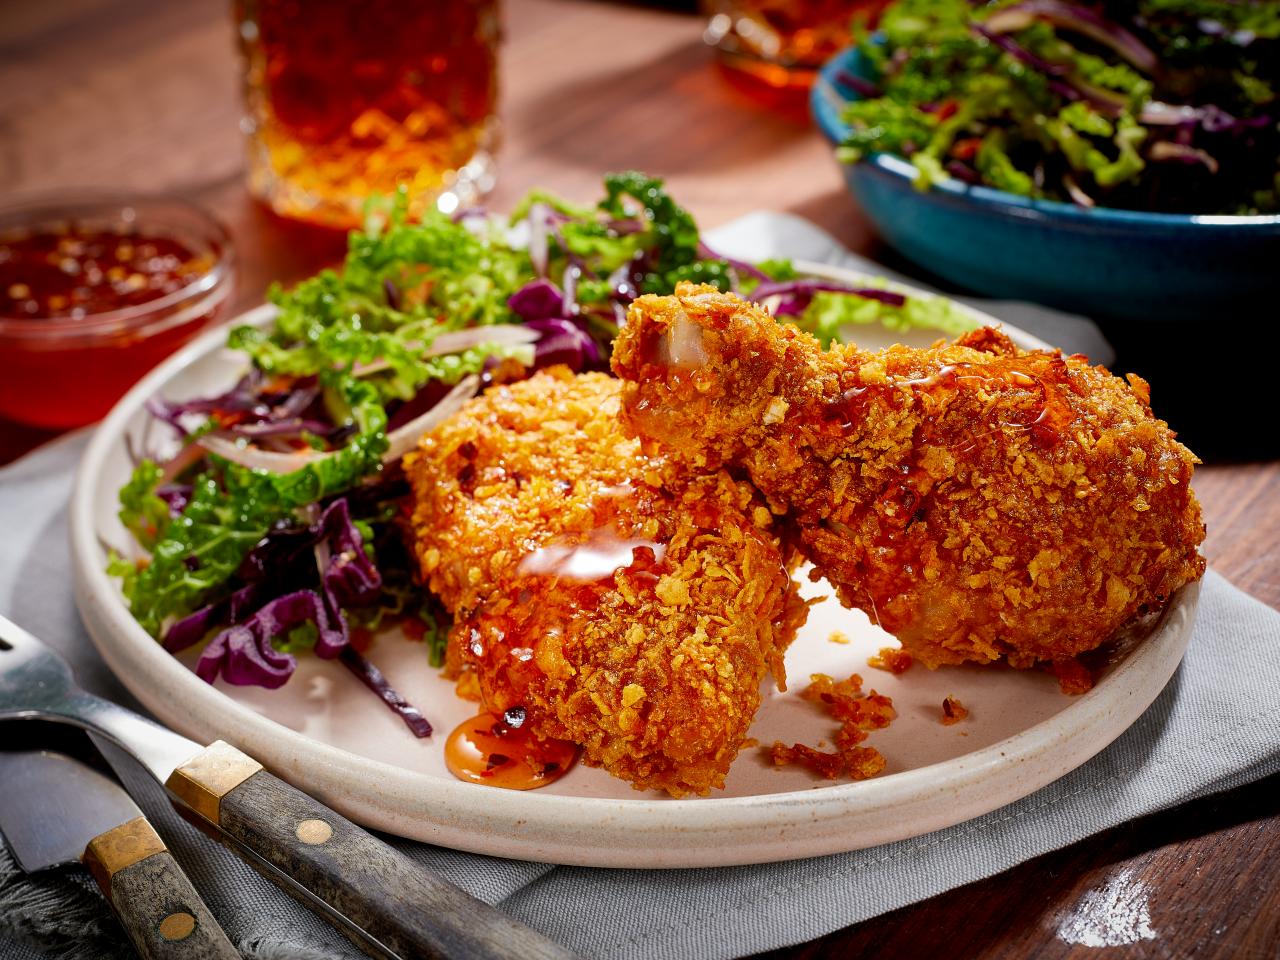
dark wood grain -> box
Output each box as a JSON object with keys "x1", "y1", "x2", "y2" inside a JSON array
[
  {"x1": 216, "y1": 769, "x2": 574, "y2": 960},
  {"x1": 759, "y1": 772, "x2": 1280, "y2": 960},
  {"x1": 1, "y1": 2, "x2": 1276, "y2": 959},
  {"x1": 106, "y1": 851, "x2": 240, "y2": 960}
]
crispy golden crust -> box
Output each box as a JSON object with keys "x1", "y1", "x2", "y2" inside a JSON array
[
  {"x1": 613, "y1": 284, "x2": 1206, "y2": 670},
  {"x1": 405, "y1": 368, "x2": 805, "y2": 796}
]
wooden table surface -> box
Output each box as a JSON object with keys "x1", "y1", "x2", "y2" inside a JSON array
[{"x1": 2, "y1": 1, "x2": 1276, "y2": 957}]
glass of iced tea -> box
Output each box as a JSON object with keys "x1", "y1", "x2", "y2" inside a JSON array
[
  {"x1": 701, "y1": 0, "x2": 890, "y2": 91},
  {"x1": 234, "y1": 0, "x2": 500, "y2": 228}
]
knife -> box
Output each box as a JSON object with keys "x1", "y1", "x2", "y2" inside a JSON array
[
  {"x1": 0, "y1": 612, "x2": 575, "y2": 960},
  {"x1": 0, "y1": 746, "x2": 240, "y2": 960}
]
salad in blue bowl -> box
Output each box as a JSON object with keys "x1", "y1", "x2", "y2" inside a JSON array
[{"x1": 811, "y1": 0, "x2": 1280, "y2": 322}]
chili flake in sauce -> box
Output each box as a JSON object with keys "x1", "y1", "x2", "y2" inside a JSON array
[{"x1": 0, "y1": 225, "x2": 212, "y2": 320}]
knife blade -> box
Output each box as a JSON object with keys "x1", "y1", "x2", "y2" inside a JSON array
[
  {"x1": 0, "y1": 612, "x2": 575, "y2": 960},
  {"x1": 0, "y1": 747, "x2": 239, "y2": 960}
]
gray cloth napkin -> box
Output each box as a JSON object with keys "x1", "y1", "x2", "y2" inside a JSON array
[{"x1": 2, "y1": 215, "x2": 1278, "y2": 960}]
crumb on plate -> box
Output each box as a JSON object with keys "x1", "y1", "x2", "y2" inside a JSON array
[
  {"x1": 766, "y1": 672, "x2": 894, "y2": 781},
  {"x1": 1049, "y1": 658, "x2": 1095, "y2": 695},
  {"x1": 941, "y1": 695, "x2": 969, "y2": 725},
  {"x1": 868, "y1": 646, "x2": 913, "y2": 674}
]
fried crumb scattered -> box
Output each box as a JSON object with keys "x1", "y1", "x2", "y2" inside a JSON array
[
  {"x1": 1049, "y1": 658, "x2": 1095, "y2": 695},
  {"x1": 868, "y1": 646, "x2": 913, "y2": 674},
  {"x1": 827, "y1": 630, "x2": 850, "y2": 645},
  {"x1": 766, "y1": 672, "x2": 894, "y2": 781},
  {"x1": 941, "y1": 695, "x2": 969, "y2": 725}
]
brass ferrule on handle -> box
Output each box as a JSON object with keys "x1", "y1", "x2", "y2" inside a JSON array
[
  {"x1": 81, "y1": 817, "x2": 167, "y2": 898},
  {"x1": 165, "y1": 740, "x2": 263, "y2": 824}
]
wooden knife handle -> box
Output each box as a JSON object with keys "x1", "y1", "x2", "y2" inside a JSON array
[
  {"x1": 166, "y1": 741, "x2": 574, "y2": 960},
  {"x1": 82, "y1": 817, "x2": 240, "y2": 960}
]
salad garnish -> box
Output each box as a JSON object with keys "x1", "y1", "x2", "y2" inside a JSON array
[{"x1": 837, "y1": 0, "x2": 1279, "y2": 213}]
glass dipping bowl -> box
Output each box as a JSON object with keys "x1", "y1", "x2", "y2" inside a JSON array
[{"x1": 0, "y1": 192, "x2": 236, "y2": 429}]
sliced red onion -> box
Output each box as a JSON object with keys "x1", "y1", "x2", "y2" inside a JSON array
[
  {"x1": 1062, "y1": 172, "x2": 1097, "y2": 208},
  {"x1": 382, "y1": 375, "x2": 479, "y2": 463},
  {"x1": 983, "y1": 1, "x2": 1158, "y2": 74},
  {"x1": 229, "y1": 418, "x2": 331, "y2": 440},
  {"x1": 198, "y1": 434, "x2": 333, "y2": 473},
  {"x1": 527, "y1": 201, "x2": 551, "y2": 278},
  {"x1": 607, "y1": 264, "x2": 639, "y2": 303},
  {"x1": 451, "y1": 206, "x2": 490, "y2": 224},
  {"x1": 156, "y1": 441, "x2": 209, "y2": 489},
  {"x1": 425, "y1": 326, "x2": 539, "y2": 356},
  {"x1": 1140, "y1": 101, "x2": 1204, "y2": 126},
  {"x1": 1149, "y1": 142, "x2": 1221, "y2": 174},
  {"x1": 202, "y1": 376, "x2": 478, "y2": 469},
  {"x1": 339, "y1": 647, "x2": 433, "y2": 737},
  {"x1": 352, "y1": 326, "x2": 538, "y2": 378},
  {"x1": 563, "y1": 262, "x2": 581, "y2": 316}
]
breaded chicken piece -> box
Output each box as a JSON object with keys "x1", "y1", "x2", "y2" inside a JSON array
[
  {"x1": 404, "y1": 368, "x2": 805, "y2": 795},
  {"x1": 613, "y1": 284, "x2": 1205, "y2": 670}
]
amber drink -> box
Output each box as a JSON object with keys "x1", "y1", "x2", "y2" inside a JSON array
[
  {"x1": 701, "y1": 0, "x2": 890, "y2": 91},
  {"x1": 235, "y1": 0, "x2": 500, "y2": 228}
]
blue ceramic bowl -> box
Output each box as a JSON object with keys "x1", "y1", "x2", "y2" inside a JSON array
[{"x1": 811, "y1": 46, "x2": 1280, "y2": 323}]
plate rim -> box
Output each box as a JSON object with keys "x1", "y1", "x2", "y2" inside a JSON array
[{"x1": 68, "y1": 262, "x2": 1198, "y2": 868}]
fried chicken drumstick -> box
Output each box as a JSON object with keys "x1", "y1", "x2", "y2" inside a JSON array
[
  {"x1": 613, "y1": 284, "x2": 1205, "y2": 670},
  {"x1": 405, "y1": 368, "x2": 804, "y2": 796}
]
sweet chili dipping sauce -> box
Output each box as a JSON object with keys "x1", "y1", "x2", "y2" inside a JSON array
[
  {"x1": 0, "y1": 227, "x2": 210, "y2": 319},
  {"x1": 0, "y1": 195, "x2": 234, "y2": 429},
  {"x1": 445, "y1": 708, "x2": 579, "y2": 790}
]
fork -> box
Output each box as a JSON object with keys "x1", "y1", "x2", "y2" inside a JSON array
[{"x1": 0, "y1": 611, "x2": 575, "y2": 960}]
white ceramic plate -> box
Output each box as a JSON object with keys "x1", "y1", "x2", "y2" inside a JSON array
[{"x1": 69, "y1": 263, "x2": 1199, "y2": 868}]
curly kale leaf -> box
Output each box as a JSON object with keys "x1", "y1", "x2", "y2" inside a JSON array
[{"x1": 119, "y1": 376, "x2": 388, "y2": 637}]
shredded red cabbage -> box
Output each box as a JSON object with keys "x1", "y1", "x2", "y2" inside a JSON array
[
  {"x1": 339, "y1": 647, "x2": 433, "y2": 737},
  {"x1": 148, "y1": 372, "x2": 329, "y2": 444},
  {"x1": 195, "y1": 589, "x2": 338, "y2": 688},
  {"x1": 507, "y1": 279, "x2": 564, "y2": 321},
  {"x1": 156, "y1": 483, "x2": 192, "y2": 517},
  {"x1": 834, "y1": 68, "x2": 883, "y2": 100},
  {"x1": 527, "y1": 316, "x2": 603, "y2": 370},
  {"x1": 506, "y1": 280, "x2": 605, "y2": 372},
  {"x1": 181, "y1": 499, "x2": 381, "y2": 673},
  {"x1": 970, "y1": 24, "x2": 1128, "y2": 115}
]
